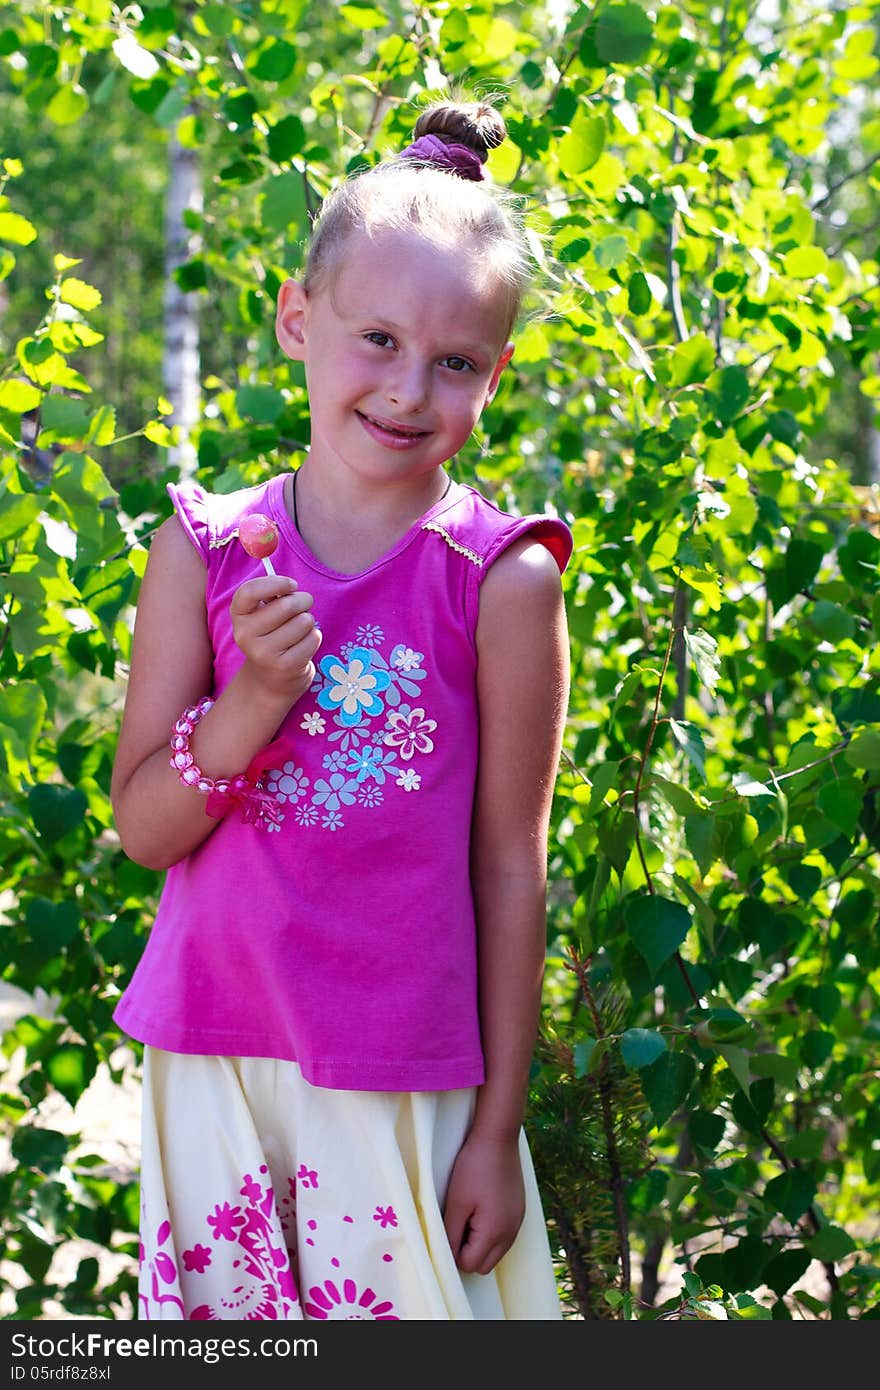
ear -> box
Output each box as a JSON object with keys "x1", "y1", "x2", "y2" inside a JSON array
[
  {"x1": 485, "y1": 342, "x2": 515, "y2": 404},
  {"x1": 275, "y1": 278, "x2": 309, "y2": 361}
]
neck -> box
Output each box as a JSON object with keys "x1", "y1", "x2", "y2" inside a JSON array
[{"x1": 287, "y1": 463, "x2": 453, "y2": 574}]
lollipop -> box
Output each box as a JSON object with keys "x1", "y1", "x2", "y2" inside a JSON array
[{"x1": 238, "y1": 513, "x2": 279, "y2": 576}]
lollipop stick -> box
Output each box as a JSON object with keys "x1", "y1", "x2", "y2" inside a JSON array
[{"x1": 262, "y1": 556, "x2": 276, "y2": 577}]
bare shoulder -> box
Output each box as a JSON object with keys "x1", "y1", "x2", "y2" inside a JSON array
[
  {"x1": 476, "y1": 537, "x2": 565, "y2": 644},
  {"x1": 143, "y1": 512, "x2": 205, "y2": 579}
]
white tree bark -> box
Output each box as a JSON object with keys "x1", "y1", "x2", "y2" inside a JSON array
[{"x1": 163, "y1": 129, "x2": 202, "y2": 476}]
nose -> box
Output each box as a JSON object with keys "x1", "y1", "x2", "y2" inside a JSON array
[{"x1": 386, "y1": 357, "x2": 429, "y2": 414}]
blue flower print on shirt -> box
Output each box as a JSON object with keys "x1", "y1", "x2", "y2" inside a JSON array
[
  {"x1": 357, "y1": 783, "x2": 384, "y2": 809},
  {"x1": 345, "y1": 745, "x2": 399, "y2": 785},
  {"x1": 317, "y1": 648, "x2": 392, "y2": 727},
  {"x1": 264, "y1": 762, "x2": 310, "y2": 804},
  {"x1": 311, "y1": 773, "x2": 359, "y2": 813},
  {"x1": 321, "y1": 750, "x2": 349, "y2": 772},
  {"x1": 271, "y1": 622, "x2": 436, "y2": 833}
]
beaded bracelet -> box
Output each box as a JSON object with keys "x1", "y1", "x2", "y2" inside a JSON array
[{"x1": 169, "y1": 697, "x2": 283, "y2": 829}]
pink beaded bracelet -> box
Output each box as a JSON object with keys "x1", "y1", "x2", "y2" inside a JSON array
[{"x1": 169, "y1": 696, "x2": 283, "y2": 829}]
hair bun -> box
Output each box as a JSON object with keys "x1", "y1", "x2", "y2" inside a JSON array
[{"x1": 411, "y1": 101, "x2": 507, "y2": 164}]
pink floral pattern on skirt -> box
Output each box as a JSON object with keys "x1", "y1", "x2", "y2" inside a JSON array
[{"x1": 139, "y1": 1162, "x2": 399, "y2": 1320}]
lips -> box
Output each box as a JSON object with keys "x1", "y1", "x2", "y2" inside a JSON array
[{"x1": 357, "y1": 411, "x2": 430, "y2": 447}]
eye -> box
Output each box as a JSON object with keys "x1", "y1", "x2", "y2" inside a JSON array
[
  {"x1": 364, "y1": 331, "x2": 394, "y2": 348},
  {"x1": 442, "y1": 355, "x2": 475, "y2": 373}
]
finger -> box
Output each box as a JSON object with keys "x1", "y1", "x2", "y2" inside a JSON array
[
  {"x1": 473, "y1": 1240, "x2": 510, "y2": 1277},
  {"x1": 255, "y1": 610, "x2": 321, "y2": 659},
  {"x1": 275, "y1": 620, "x2": 323, "y2": 667},
  {"x1": 443, "y1": 1200, "x2": 472, "y2": 1263},
  {"x1": 230, "y1": 575, "x2": 299, "y2": 615}
]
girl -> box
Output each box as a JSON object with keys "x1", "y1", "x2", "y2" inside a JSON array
[{"x1": 111, "y1": 99, "x2": 572, "y2": 1322}]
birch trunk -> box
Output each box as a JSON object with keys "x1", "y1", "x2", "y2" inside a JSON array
[{"x1": 163, "y1": 129, "x2": 202, "y2": 477}]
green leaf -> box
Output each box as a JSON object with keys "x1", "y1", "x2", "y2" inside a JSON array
[
  {"x1": 46, "y1": 84, "x2": 89, "y2": 126},
  {"x1": 249, "y1": 39, "x2": 298, "y2": 82},
  {"x1": 86, "y1": 404, "x2": 117, "y2": 446},
  {"x1": 694, "y1": 1007, "x2": 753, "y2": 1046},
  {"x1": 573, "y1": 1037, "x2": 599, "y2": 1077},
  {"x1": 800, "y1": 1029, "x2": 834, "y2": 1069},
  {"x1": 53, "y1": 451, "x2": 117, "y2": 507},
  {"x1": 58, "y1": 277, "x2": 102, "y2": 311},
  {"x1": 0, "y1": 210, "x2": 37, "y2": 245},
  {"x1": 620, "y1": 1027, "x2": 667, "y2": 1069},
  {"x1": 784, "y1": 245, "x2": 828, "y2": 279},
  {"x1": 28, "y1": 783, "x2": 88, "y2": 843},
  {"x1": 816, "y1": 776, "x2": 862, "y2": 836},
  {"x1": 689, "y1": 1109, "x2": 725, "y2": 1152},
  {"x1": 806, "y1": 1225, "x2": 856, "y2": 1262},
  {"x1": 760, "y1": 1247, "x2": 812, "y2": 1297},
  {"x1": 199, "y1": 3, "x2": 236, "y2": 34},
  {"x1": 715, "y1": 1043, "x2": 751, "y2": 1093},
  {"x1": 339, "y1": 3, "x2": 390, "y2": 28},
  {"x1": 0, "y1": 378, "x2": 41, "y2": 412},
  {"x1": 763, "y1": 1169, "x2": 816, "y2": 1224},
  {"x1": 684, "y1": 627, "x2": 720, "y2": 694},
  {"x1": 39, "y1": 394, "x2": 90, "y2": 440},
  {"x1": 668, "y1": 333, "x2": 715, "y2": 386},
  {"x1": 810, "y1": 983, "x2": 841, "y2": 1025},
  {"x1": 0, "y1": 680, "x2": 46, "y2": 772},
  {"x1": 625, "y1": 894, "x2": 691, "y2": 975},
  {"x1": 267, "y1": 114, "x2": 306, "y2": 162},
  {"x1": 595, "y1": 234, "x2": 629, "y2": 269},
  {"x1": 594, "y1": 4, "x2": 655, "y2": 64},
  {"x1": 711, "y1": 364, "x2": 750, "y2": 422},
  {"x1": 558, "y1": 114, "x2": 606, "y2": 176},
  {"x1": 24, "y1": 897, "x2": 79, "y2": 954},
  {"x1": 807, "y1": 600, "x2": 855, "y2": 644},
  {"x1": 750, "y1": 1052, "x2": 799, "y2": 1086},
  {"x1": 587, "y1": 759, "x2": 619, "y2": 813},
  {"x1": 834, "y1": 684, "x2": 880, "y2": 729},
  {"x1": 845, "y1": 728, "x2": 880, "y2": 772},
  {"x1": 627, "y1": 270, "x2": 652, "y2": 314},
  {"x1": 45, "y1": 1044, "x2": 97, "y2": 1107},
  {"x1": 11, "y1": 1126, "x2": 70, "y2": 1175},
  {"x1": 79, "y1": 555, "x2": 136, "y2": 629},
  {"x1": 0, "y1": 491, "x2": 41, "y2": 541},
  {"x1": 261, "y1": 171, "x2": 308, "y2": 236},
  {"x1": 235, "y1": 384, "x2": 286, "y2": 423},
  {"x1": 639, "y1": 1050, "x2": 697, "y2": 1127},
  {"x1": 668, "y1": 718, "x2": 707, "y2": 779}
]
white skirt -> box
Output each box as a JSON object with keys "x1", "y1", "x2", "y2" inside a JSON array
[{"x1": 137, "y1": 1047, "x2": 562, "y2": 1321}]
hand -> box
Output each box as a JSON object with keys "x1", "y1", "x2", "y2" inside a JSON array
[
  {"x1": 443, "y1": 1132, "x2": 526, "y2": 1276},
  {"x1": 230, "y1": 574, "x2": 322, "y2": 702}
]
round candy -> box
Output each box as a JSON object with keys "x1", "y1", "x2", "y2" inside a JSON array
[{"x1": 238, "y1": 513, "x2": 279, "y2": 560}]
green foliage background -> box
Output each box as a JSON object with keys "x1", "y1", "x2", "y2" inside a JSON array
[{"x1": 1, "y1": 0, "x2": 880, "y2": 1320}]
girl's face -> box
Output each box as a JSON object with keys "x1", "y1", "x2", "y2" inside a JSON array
[{"x1": 276, "y1": 228, "x2": 514, "y2": 490}]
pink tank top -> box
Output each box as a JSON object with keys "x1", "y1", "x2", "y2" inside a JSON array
[{"x1": 113, "y1": 474, "x2": 572, "y2": 1091}]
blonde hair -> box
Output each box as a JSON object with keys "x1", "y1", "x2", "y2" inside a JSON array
[{"x1": 304, "y1": 101, "x2": 530, "y2": 331}]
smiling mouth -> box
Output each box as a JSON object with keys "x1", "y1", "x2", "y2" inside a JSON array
[{"x1": 357, "y1": 411, "x2": 429, "y2": 440}]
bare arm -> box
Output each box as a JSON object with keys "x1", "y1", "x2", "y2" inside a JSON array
[
  {"x1": 111, "y1": 515, "x2": 320, "y2": 870},
  {"x1": 443, "y1": 536, "x2": 570, "y2": 1274}
]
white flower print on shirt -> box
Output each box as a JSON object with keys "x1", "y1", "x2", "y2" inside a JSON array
[
  {"x1": 391, "y1": 645, "x2": 423, "y2": 673},
  {"x1": 264, "y1": 623, "x2": 436, "y2": 832}
]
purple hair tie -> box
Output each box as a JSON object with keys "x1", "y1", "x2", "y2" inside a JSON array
[{"x1": 399, "y1": 133, "x2": 486, "y2": 182}]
